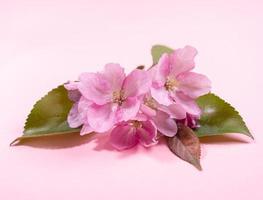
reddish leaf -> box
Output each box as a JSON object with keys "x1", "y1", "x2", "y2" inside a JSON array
[{"x1": 167, "y1": 124, "x2": 202, "y2": 170}]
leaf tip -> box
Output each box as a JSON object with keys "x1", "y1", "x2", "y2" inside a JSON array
[
  {"x1": 196, "y1": 93, "x2": 253, "y2": 141},
  {"x1": 247, "y1": 132, "x2": 254, "y2": 140},
  {"x1": 193, "y1": 160, "x2": 203, "y2": 171},
  {"x1": 10, "y1": 137, "x2": 21, "y2": 146}
]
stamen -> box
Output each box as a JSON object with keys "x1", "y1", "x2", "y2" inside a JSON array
[
  {"x1": 112, "y1": 90, "x2": 125, "y2": 105},
  {"x1": 130, "y1": 120, "x2": 142, "y2": 128},
  {"x1": 165, "y1": 77, "x2": 179, "y2": 91},
  {"x1": 144, "y1": 97, "x2": 157, "y2": 110}
]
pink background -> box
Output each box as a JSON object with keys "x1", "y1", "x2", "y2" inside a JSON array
[{"x1": 1, "y1": 0, "x2": 263, "y2": 199}]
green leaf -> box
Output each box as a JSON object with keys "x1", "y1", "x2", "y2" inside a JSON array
[
  {"x1": 196, "y1": 93, "x2": 253, "y2": 138},
  {"x1": 11, "y1": 85, "x2": 80, "y2": 145},
  {"x1": 167, "y1": 124, "x2": 202, "y2": 170},
  {"x1": 151, "y1": 45, "x2": 173, "y2": 64}
]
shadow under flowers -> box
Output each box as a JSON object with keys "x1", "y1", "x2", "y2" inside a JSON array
[
  {"x1": 199, "y1": 134, "x2": 252, "y2": 145},
  {"x1": 11, "y1": 132, "x2": 96, "y2": 149},
  {"x1": 11, "y1": 131, "x2": 252, "y2": 150}
]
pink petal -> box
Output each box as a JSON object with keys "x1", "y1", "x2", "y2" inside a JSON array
[
  {"x1": 172, "y1": 92, "x2": 201, "y2": 116},
  {"x1": 150, "y1": 86, "x2": 173, "y2": 106},
  {"x1": 177, "y1": 72, "x2": 211, "y2": 98},
  {"x1": 87, "y1": 103, "x2": 117, "y2": 133},
  {"x1": 123, "y1": 69, "x2": 151, "y2": 98},
  {"x1": 80, "y1": 124, "x2": 94, "y2": 136},
  {"x1": 150, "y1": 53, "x2": 170, "y2": 85},
  {"x1": 65, "y1": 82, "x2": 81, "y2": 102},
  {"x1": 67, "y1": 103, "x2": 83, "y2": 128},
  {"x1": 170, "y1": 46, "x2": 198, "y2": 77},
  {"x1": 110, "y1": 123, "x2": 138, "y2": 150},
  {"x1": 117, "y1": 97, "x2": 141, "y2": 122},
  {"x1": 77, "y1": 97, "x2": 93, "y2": 123},
  {"x1": 78, "y1": 97, "x2": 92, "y2": 114},
  {"x1": 152, "y1": 110, "x2": 178, "y2": 137},
  {"x1": 133, "y1": 112, "x2": 148, "y2": 121},
  {"x1": 158, "y1": 53, "x2": 172, "y2": 78},
  {"x1": 67, "y1": 90, "x2": 81, "y2": 102},
  {"x1": 140, "y1": 104, "x2": 157, "y2": 117},
  {"x1": 159, "y1": 104, "x2": 186, "y2": 120},
  {"x1": 78, "y1": 72, "x2": 112, "y2": 105},
  {"x1": 103, "y1": 63, "x2": 126, "y2": 92},
  {"x1": 64, "y1": 81, "x2": 79, "y2": 90},
  {"x1": 137, "y1": 120, "x2": 158, "y2": 147}
]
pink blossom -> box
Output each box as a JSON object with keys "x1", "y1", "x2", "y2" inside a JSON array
[
  {"x1": 65, "y1": 46, "x2": 212, "y2": 144},
  {"x1": 65, "y1": 82, "x2": 95, "y2": 135},
  {"x1": 141, "y1": 95, "x2": 183, "y2": 137},
  {"x1": 110, "y1": 120, "x2": 158, "y2": 150},
  {"x1": 149, "y1": 46, "x2": 211, "y2": 116},
  {"x1": 75, "y1": 64, "x2": 151, "y2": 133}
]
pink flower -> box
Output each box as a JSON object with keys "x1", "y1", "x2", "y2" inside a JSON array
[
  {"x1": 149, "y1": 46, "x2": 211, "y2": 116},
  {"x1": 65, "y1": 82, "x2": 95, "y2": 135},
  {"x1": 141, "y1": 95, "x2": 184, "y2": 137},
  {"x1": 110, "y1": 120, "x2": 158, "y2": 150},
  {"x1": 64, "y1": 46, "x2": 212, "y2": 143},
  {"x1": 76, "y1": 64, "x2": 151, "y2": 133}
]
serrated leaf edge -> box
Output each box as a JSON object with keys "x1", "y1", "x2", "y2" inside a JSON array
[
  {"x1": 196, "y1": 93, "x2": 253, "y2": 139},
  {"x1": 10, "y1": 85, "x2": 81, "y2": 146},
  {"x1": 23, "y1": 85, "x2": 66, "y2": 132}
]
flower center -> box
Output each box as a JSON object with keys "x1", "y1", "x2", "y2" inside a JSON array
[
  {"x1": 164, "y1": 77, "x2": 179, "y2": 91},
  {"x1": 144, "y1": 97, "x2": 158, "y2": 110},
  {"x1": 112, "y1": 90, "x2": 125, "y2": 105},
  {"x1": 130, "y1": 120, "x2": 142, "y2": 128}
]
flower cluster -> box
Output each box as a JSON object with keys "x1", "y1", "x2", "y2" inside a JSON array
[{"x1": 65, "y1": 46, "x2": 211, "y2": 150}]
